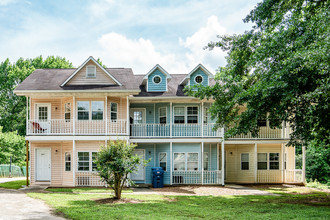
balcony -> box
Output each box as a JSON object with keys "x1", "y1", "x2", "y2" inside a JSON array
[
  {"x1": 28, "y1": 119, "x2": 127, "y2": 135},
  {"x1": 130, "y1": 123, "x2": 223, "y2": 138}
]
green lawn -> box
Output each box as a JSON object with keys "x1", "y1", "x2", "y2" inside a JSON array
[
  {"x1": 46, "y1": 187, "x2": 133, "y2": 193},
  {"x1": 0, "y1": 180, "x2": 27, "y2": 189},
  {"x1": 28, "y1": 192, "x2": 330, "y2": 220}
]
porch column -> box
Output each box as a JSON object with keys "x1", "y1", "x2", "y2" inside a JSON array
[
  {"x1": 170, "y1": 102, "x2": 172, "y2": 137},
  {"x1": 201, "y1": 142, "x2": 204, "y2": 185},
  {"x1": 126, "y1": 96, "x2": 129, "y2": 135},
  {"x1": 153, "y1": 144, "x2": 156, "y2": 167},
  {"x1": 26, "y1": 96, "x2": 29, "y2": 135},
  {"x1": 170, "y1": 142, "x2": 173, "y2": 185},
  {"x1": 105, "y1": 96, "x2": 108, "y2": 135},
  {"x1": 221, "y1": 127, "x2": 225, "y2": 186},
  {"x1": 302, "y1": 145, "x2": 306, "y2": 184},
  {"x1": 201, "y1": 102, "x2": 204, "y2": 137},
  {"x1": 254, "y1": 143, "x2": 257, "y2": 183},
  {"x1": 217, "y1": 143, "x2": 219, "y2": 170},
  {"x1": 73, "y1": 96, "x2": 75, "y2": 135},
  {"x1": 72, "y1": 139, "x2": 76, "y2": 186},
  {"x1": 282, "y1": 143, "x2": 285, "y2": 183}
]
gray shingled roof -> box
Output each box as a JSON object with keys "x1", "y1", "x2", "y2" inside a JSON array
[{"x1": 15, "y1": 68, "x2": 216, "y2": 97}]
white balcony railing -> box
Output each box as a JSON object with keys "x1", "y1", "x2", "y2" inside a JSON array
[
  {"x1": 230, "y1": 126, "x2": 286, "y2": 139},
  {"x1": 76, "y1": 172, "x2": 106, "y2": 186},
  {"x1": 28, "y1": 119, "x2": 127, "y2": 135},
  {"x1": 285, "y1": 169, "x2": 303, "y2": 183},
  {"x1": 172, "y1": 170, "x2": 222, "y2": 185}
]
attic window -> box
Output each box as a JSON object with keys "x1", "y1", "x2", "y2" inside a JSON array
[
  {"x1": 153, "y1": 75, "x2": 162, "y2": 84},
  {"x1": 86, "y1": 65, "x2": 96, "y2": 78},
  {"x1": 195, "y1": 75, "x2": 203, "y2": 84}
]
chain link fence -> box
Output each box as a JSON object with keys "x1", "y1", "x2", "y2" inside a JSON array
[{"x1": 0, "y1": 165, "x2": 26, "y2": 177}]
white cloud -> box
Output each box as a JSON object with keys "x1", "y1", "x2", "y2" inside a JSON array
[
  {"x1": 179, "y1": 16, "x2": 228, "y2": 72},
  {"x1": 89, "y1": 0, "x2": 115, "y2": 18},
  {"x1": 98, "y1": 32, "x2": 185, "y2": 74}
]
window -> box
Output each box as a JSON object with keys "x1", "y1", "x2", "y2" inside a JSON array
[
  {"x1": 257, "y1": 153, "x2": 267, "y2": 170},
  {"x1": 173, "y1": 153, "x2": 185, "y2": 171},
  {"x1": 86, "y1": 65, "x2": 96, "y2": 78},
  {"x1": 284, "y1": 153, "x2": 287, "y2": 170},
  {"x1": 159, "y1": 107, "x2": 167, "y2": 124},
  {"x1": 133, "y1": 110, "x2": 144, "y2": 124},
  {"x1": 203, "y1": 152, "x2": 209, "y2": 170},
  {"x1": 153, "y1": 75, "x2": 161, "y2": 84},
  {"x1": 92, "y1": 101, "x2": 104, "y2": 120},
  {"x1": 77, "y1": 101, "x2": 89, "y2": 120},
  {"x1": 187, "y1": 107, "x2": 198, "y2": 124},
  {"x1": 195, "y1": 75, "x2": 203, "y2": 84},
  {"x1": 78, "y1": 152, "x2": 89, "y2": 171},
  {"x1": 38, "y1": 106, "x2": 48, "y2": 120},
  {"x1": 110, "y1": 103, "x2": 118, "y2": 120},
  {"x1": 65, "y1": 103, "x2": 71, "y2": 121},
  {"x1": 174, "y1": 107, "x2": 185, "y2": 124},
  {"x1": 241, "y1": 153, "x2": 249, "y2": 170},
  {"x1": 204, "y1": 107, "x2": 208, "y2": 124},
  {"x1": 159, "y1": 152, "x2": 167, "y2": 171},
  {"x1": 92, "y1": 152, "x2": 98, "y2": 171},
  {"x1": 269, "y1": 153, "x2": 279, "y2": 170},
  {"x1": 65, "y1": 152, "x2": 71, "y2": 171},
  {"x1": 187, "y1": 153, "x2": 198, "y2": 171}
]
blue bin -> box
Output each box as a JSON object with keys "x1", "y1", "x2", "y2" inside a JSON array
[{"x1": 151, "y1": 167, "x2": 164, "y2": 188}]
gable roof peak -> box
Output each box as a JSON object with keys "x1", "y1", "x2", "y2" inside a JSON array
[
  {"x1": 60, "y1": 56, "x2": 122, "y2": 87},
  {"x1": 143, "y1": 64, "x2": 172, "y2": 80},
  {"x1": 180, "y1": 64, "x2": 214, "y2": 85}
]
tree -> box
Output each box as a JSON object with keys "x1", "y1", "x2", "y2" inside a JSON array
[
  {"x1": 0, "y1": 56, "x2": 73, "y2": 135},
  {"x1": 95, "y1": 141, "x2": 149, "y2": 199},
  {"x1": 0, "y1": 127, "x2": 25, "y2": 166},
  {"x1": 187, "y1": 0, "x2": 329, "y2": 147}
]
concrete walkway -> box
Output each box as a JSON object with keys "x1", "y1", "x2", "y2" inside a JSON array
[{"x1": 0, "y1": 188, "x2": 64, "y2": 220}]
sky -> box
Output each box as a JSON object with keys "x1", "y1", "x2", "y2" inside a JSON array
[{"x1": 0, "y1": 0, "x2": 261, "y2": 75}]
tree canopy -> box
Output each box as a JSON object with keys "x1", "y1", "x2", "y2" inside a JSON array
[
  {"x1": 188, "y1": 0, "x2": 329, "y2": 147},
  {"x1": 0, "y1": 56, "x2": 73, "y2": 135}
]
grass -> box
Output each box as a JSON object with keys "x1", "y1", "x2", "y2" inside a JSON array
[
  {"x1": 307, "y1": 180, "x2": 330, "y2": 190},
  {"x1": 46, "y1": 187, "x2": 133, "y2": 193},
  {"x1": 28, "y1": 191, "x2": 330, "y2": 220},
  {"x1": 0, "y1": 180, "x2": 27, "y2": 189}
]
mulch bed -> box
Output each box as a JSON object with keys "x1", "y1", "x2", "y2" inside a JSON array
[{"x1": 94, "y1": 197, "x2": 143, "y2": 204}]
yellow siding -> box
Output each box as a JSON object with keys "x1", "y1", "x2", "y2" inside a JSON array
[
  {"x1": 67, "y1": 60, "x2": 116, "y2": 85},
  {"x1": 62, "y1": 142, "x2": 74, "y2": 186},
  {"x1": 107, "y1": 97, "x2": 127, "y2": 120},
  {"x1": 30, "y1": 98, "x2": 62, "y2": 120}
]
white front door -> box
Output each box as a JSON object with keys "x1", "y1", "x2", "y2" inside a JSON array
[
  {"x1": 130, "y1": 109, "x2": 146, "y2": 124},
  {"x1": 35, "y1": 104, "x2": 51, "y2": 133},
  {"x1": 131, "y1": 150, "x2": 145, "y2": 181},
  {"x1": 36, "y1": 148, "x2": 51, "y2": 181}
]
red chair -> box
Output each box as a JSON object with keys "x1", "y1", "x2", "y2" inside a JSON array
[{"x1": 31, "y1": 122, "x2": 47, "y2": 133}]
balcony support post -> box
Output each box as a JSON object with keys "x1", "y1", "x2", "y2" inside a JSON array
[
  {"x1": 170, "y1": 142, "x2": 173, "y2": 185},
  {"x1": 282, "y1": 143, "x2": 285, "y2": 183},
  {"x1": 105, "y1": 96, "x2": 108, "y2": 135},
  {"x1": 170, "y1": 102, "x2": 172, "y2": 138},
  {"x1": 126, "y1": 96, "x2": 129, "y2": 136},
  {"x1": 254, "y1": 143, "x2": 257, "y2": 183},
  {"x1": 73, "y1": 96, "x2": 75, "y2": 135},
  {"x1": 221, "y1": 129, "x2": 225, "y2": 186},
  {"x1": 201, "y1": 142, "x2": 204, "y2": 185},
  {"x1": 72, "y1": 139, "x2": 76, "y2": 186},
  {"x1": 201, "y1": 102, "x2": 204, "y2": 137},
  {"x1": 302, "y1": 145, "x2": 306, "y2": 184},
  {"x1": 26, "y1": 96, "x2": 29, "y2": 135}
]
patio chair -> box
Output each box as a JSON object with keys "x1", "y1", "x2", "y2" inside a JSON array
[{"x1": 31, "y1": 121, "x2": 47, "y2": 133}]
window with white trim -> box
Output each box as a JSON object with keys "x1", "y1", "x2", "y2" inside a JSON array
[
  {"x1": 284, "y1": 153, "x2": 287, "y2": 169},
  {"x1": 159, "y1": 152, "x2": 167, "y2": 171},
  {"x1": 257, "y1": 153, "x2": 267, "y2": 170},
  {"x1": 77, "y1": 101, "x2": 89, "y2": 120},
  {"x1": 187, "y1": 153, "x2": 198, "y2": 170},
  {"x1": 78, "y1": 152, "x2": 90, "y2": 171},
  {"x1": 65, "y1": 103, "x2": 71, "y2": 122},
  {"x1": 65, "y1": 152, "x2": 71, "y2": 171},
  {"x1": 92, "y1": 152, "x2": 98, "y2": 171},
  {"x1": 241, "y1": 153, "x2": 249, "y2": 170},
  {"x1": 159, "y1": 107, "x2": 167, "y2": 124},
  {"x1": 86, "y1": 65, "x2": 96, "y2": 78},
  {"x1": 153, "y1": 75, "x2": 161, "y2": 84},
  {"x1": 203, "y1": 152, "x2": 209, "y2": 170},
  {"x1": 173, "y1": 153, "x2": 185, "y2": 171},
  {"x1": 174, "y1": 107, "x2": 185, "y2": 124},
  {"x1": 203, "y1": 107, "x2": 208, "y2": 124},
  {"x1": 77, "y1": 101, "x2": 104, "y2": 120},
  {"x1": 187, "y1": 107, "x2": 198, "y2": 124},
  {"x1": 195, "y1": 75, "x2": 203, "y2": 84},
  {"x1": 110, "y1": 103, "x2": 118, "y2": 120},
  {"x1": 269, "y1": 153, "x2": 279, "y2": 170}
]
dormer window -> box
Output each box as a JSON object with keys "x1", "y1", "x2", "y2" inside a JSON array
[
  {"x1": 153, "y1": 75, "x2": 162, "y2": 84},
  {"x1": 195, "y1": 75, "x2": 203, "y2": 84},
  {"x1": 86, "y1": 65, "x2": 96, "y2": 78}
]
